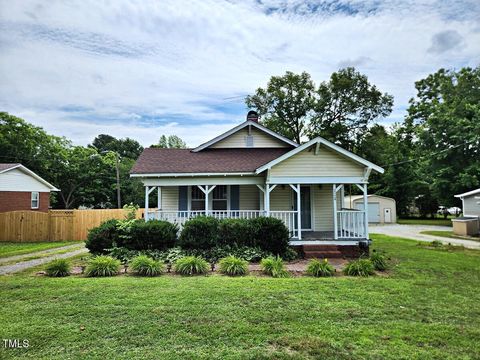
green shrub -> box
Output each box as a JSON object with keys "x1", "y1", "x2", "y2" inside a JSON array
[
  {"x1": 126, "y1": 219, "x2": 178, "y2": 250},
  {"x1": 174, "y1": 256, "x2": 209, "y2": 275},
  {"x1": 282, "y1": 247, "x2": 299, "y2": 261},
  {"x1": 370, "y1": 252, "x2": 387, "y2": 271},
  {"x1": 343, "y1": 259, "x2": 375, "y2": 277},
  {"x1": 107, "y1": 246, "x2": 138, "y2": 263},
  {"x1": 251, "y1": 217, "x2": 290, "y2": 255},
  {"x1": 188, "y1": 245, "x2": 271, "y2": 263},
  {"x1": 85, "y1": 219, "x2": 120, "y2": 254},
  {"x1": 178, "y1": 216, "x2": 219, "y2": 250},
  {"x1": 260, "y1": 256, "x2": 290, "y2": 278},
  {"x1": 129, "y1": 255, "x2": 164, "y2": 276},
  {"x1": 430, "y1": 240, "x2": 443, "y2": 248},
  {"x1": 218, "y1": 218, "x2": 255, "y2": 247},
  {"x1": 218, "y1": 256, "x2": 249, "y2": 276},
  {"x1": 85, "y1": 255, "x2": 121, "y2": 277},
  {"x1": 306, "y1": 259, "x2": 335, "y2": 277},
  {"x1": 45, "y1": 259, "x2": 71, "y2": 277}
]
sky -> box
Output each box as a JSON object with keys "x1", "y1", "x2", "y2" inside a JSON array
[{"x1": 1, "y1": 0, "x2": 479, "y2": 147}]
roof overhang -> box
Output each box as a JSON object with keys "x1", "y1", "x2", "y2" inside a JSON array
[
  {"x1": 455, "y1": 188, "x2": 480, "y2": 198},
  {"x1": 192, "y1": 120, "x2": 298, "y2": 152},
  {"x1": 131, "y1": 172, "x2": 256, "y2": 178},
  {"x1": 255, "y1": 137, "x2": 384, "y2": 175},
  {"x1": 0, "y1": 164, "x2": 60, "y2": 191}
]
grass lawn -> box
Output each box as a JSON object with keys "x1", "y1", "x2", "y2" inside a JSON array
[
  {"x1": 420, "y1": 230, "x2": 480, "y2": 242},
  {"x1": 1, "y1": 235, "x2": 480, "y2": 359},
  {"x1": 397, "y1": 218, "x2": 453, "y2": 226},
  {"x1": 0, "y1": 241, "x2": 81, "y2": 258}
]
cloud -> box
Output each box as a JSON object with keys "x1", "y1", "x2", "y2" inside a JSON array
[
  {"x1": 0, "y1": 0, "x2": 479, "y2": 147},
  {"x1": 428, "y1": 30, "x2": 464, "y2": 54}
]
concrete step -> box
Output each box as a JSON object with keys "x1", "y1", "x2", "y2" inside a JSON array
[{"x1": 304, "y1": 251, "x2": 343, "y2": 259}]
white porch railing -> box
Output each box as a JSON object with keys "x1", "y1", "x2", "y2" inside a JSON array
[
  {"x1": 337, "y1": 210, "x2": 366, "y2": 239},
  {"x1": 146, "y1": 210, "x2": 297, "y2": 237}
]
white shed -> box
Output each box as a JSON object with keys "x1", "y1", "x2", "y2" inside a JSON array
[{"x1": 344, "y1": 194, "x2": 397, "y2": 224}]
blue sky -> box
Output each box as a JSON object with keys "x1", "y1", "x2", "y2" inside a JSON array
[{"x1": 0, "y1": 0, "x2": 479, "y2": 147}]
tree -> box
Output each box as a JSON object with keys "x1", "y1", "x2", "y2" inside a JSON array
[
  {"x1": 308, "y1": 67, "x2": 394, "y2": 151},
  {"x1": 151, "y1": 135, "x2": 187, "y2": 148},
  {"x1": 405, "y1": 66, "x2": 480, "y2": 207},
  {"x1": 245, "y1": 71, "x2": 315, "y2": 144},
  {"x1": 91, "y1": 134, "x2": 143, "y2": 159}
]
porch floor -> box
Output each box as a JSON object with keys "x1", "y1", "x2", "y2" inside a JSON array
[{"x1": 289, "y1": 231, "x2": 368, "y2": 246}]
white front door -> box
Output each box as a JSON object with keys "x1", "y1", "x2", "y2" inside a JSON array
[{"x1": 384, "y1": 208, "x2": 392, "y2": 223}]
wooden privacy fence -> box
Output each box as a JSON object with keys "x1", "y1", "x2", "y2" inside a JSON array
[{"x1": 0, "y1": 209, "x2": 145, "y2": 242}]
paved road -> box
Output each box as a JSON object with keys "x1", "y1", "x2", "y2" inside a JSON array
[
  {"x1": 0, "y1": 246, "x2": 88, "y2": 275},
  {"x1": 0, "y1": 243, "x2": 85, "y2": 265},
  {"x1": 370, "y1": 224, "x2": 480, "y2": 249}
]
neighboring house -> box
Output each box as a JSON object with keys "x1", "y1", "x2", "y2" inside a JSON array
[
  {"x1": 344, "y1": 194, "x2": 396, "y2": 224},
  {"x1": 0, "y1": 163, "x2": 59, "y2": 213},
  {"x1": 453, "y1": 189, "x2": 480, "y2": 236},
  {"x1": 131, "y1": 112, "x2": 384, "y2": 255}
]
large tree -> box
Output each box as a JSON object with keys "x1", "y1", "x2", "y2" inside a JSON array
[
  {"x1": 308, "y1": 67, "x2": 394, "y2": 151},
  {"x1": 151, "y1": 135, "x2": 187, "y2": 149},
  {"x1": 91, "y1": 134, "x2": 143, "y2": 159},
  {"x1": 245, "y1": 71, "x2": 315, "y2": 144},
  {"x1": 405, "y1": 66, "x2": 480, "y2": 207}
]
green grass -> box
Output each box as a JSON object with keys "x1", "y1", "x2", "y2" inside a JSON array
[
  {"x1": 0, "y1": 241, "x2": 81, "y2": 258},
  {"x1": 1, "y1": 235, "x2": 480, "y2": 359},
  {"x1": 420, "y1": 230, "x2": 480, "y2": 241},
  {"x1": 397, "y1": 218, "x2": 453, "y2": 226}
]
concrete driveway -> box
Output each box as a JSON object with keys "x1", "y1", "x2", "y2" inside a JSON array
[{"x1": 370, "y1": 224, "x2": 480, "y2": 250}]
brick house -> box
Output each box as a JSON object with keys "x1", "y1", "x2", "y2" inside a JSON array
[{"x1": 0, "y1": 163, "x2": 59, "y2": 213}]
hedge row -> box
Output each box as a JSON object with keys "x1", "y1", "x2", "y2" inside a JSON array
[{"x1": 86, "y1": 216, "x2": 289, "y2": 256}]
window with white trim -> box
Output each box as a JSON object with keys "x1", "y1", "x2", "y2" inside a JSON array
[
  {"x1": 191, "y1": 186, "x2": 205, "y2": 211},
  {"x1": 212, "y1": 185, "x2": 228, "y2": 210},
  {"x1": 31, "y1": 192, "x2": 39, "y2": 209}
]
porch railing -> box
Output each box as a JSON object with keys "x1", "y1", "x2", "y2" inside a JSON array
[
  {"x1": 337, "y1": 210, "x2": 366, "y2": 239},
  {"x1": 146, "y1": 210, "x2": 297, "y2": 237}
]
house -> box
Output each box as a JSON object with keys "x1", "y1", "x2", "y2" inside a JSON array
[
  {"x1": 344, "y1": 194, "x2": 396, "y2": 224},
  {"x1": 131, "y1": 112, "x2": 384, "y2": 257},
  {"x1": 0, "y1": 163, "x2": 59, "y2": 213},
  {"x1": 453, "y1": 188, "x2": 480, "y2": 236}
]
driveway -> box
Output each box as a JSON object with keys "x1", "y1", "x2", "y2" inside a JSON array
[{"x1": 370, "y1": 224, "x2": 480, "y2": 249}]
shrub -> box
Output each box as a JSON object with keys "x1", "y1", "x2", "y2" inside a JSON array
[
  {"x1": 107, "y1": 246, "x2": 138, "y2": 263},
  {"x1": 343, "y1": 259, "x2": 375, "y2": 277},
  {"x1": 126, "y1": 219, "x2": 178, "y2": 250},
  {"x1": 85, "y1": 255, "x2": 121, "y2": 277},
  {"x1": 251, "y1": 217, "x2": 290, "y2": 255},
  {"x1": 282, "y1": 247, "x2": 299, "y2": 261},
  {"x1": 178, "y1": 216, "x2": 219, "y2": 250},
  {"x1": 217, "y1": 218, "x2": 255, "y2": 247},
  {"x1": 45, "y1": 259, "x2": 71, "y2": 277},
  {"x1": 85, "y1": 219, "x2": 120, "y2": 254},
  {"x1": 430, "y1": 240, "x2": 443, "y2": 248},
  {"x1": 174, "y1": 256, "x2": 209, "y2": 275},
  {"x1": 370, "y1": 252, "x2": 387, "y2": 271},
  {"x1": 218, "y1": 256, "x2": 249, "y2": 276},
  {"x1": 260, "y1": 256, "x2": 290, "y2": 278},
  {"x1": 129, "y1": 255, "x2": 164, "y2": 276},
  {"x1": 306, "y1": 259, "x2": 335, "y2": 277}
]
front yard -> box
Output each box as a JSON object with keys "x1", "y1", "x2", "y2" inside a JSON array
[{"x1": 1, "y1": 235, "x2": 480, "y2": 359}]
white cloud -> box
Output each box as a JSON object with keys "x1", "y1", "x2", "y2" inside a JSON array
[{"x1": 0, "y1": 0, "x2": 479, "y2": 146}]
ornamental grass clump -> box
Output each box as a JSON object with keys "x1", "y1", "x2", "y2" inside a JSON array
[
  {"x1": 260, "y1": 256, "x2": 290, "y2": 278},
  {"x1": 343, "y1": 259, "x2": 375, "y2": 277},
  {"x1": 45, "y1": 259, "x2": 71, "y2": 277},
  {"x1": 370, "y1": 252, "x2": 387, "y2": 271},
  {"x1": 306, "y1": 258, "x2": 335, "y2": 277},
  {"x1": 218, "y1": 256, "x2": 248, "y2": 276},
  {"x1": 129, "y1": 255, "x2": 164, "y2": 276},
  {"x1": 85, "y1": 255, "x2": 121, "y2": 277},
  {"x1": 174, "y1": 256, "x2": 209, "y2": 276}
]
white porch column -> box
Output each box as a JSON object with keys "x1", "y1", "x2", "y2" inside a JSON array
[
  {"x1": 198, "y1": 185, "x2": 216, "y2": 215},
  {"x1": 145, "y1": 186, "x2": 149, "y2": 221},
  {"x1": 265, "y1": 184, "x2": 276, "y2": 216},
  {"x1": 256, "y1": 185, "x2": 265, "y2": 213},
  {"x1": 157, "y1": 186, "x2": 162, "y2": 210},
  {"x1": 362, "y1": 183, "x2": 369, "y2": 239},
  {"x1": 289, "y1": 184, "x2": 301, "y2": 240},
  {"x1": 333, "y1": 184, "x2": 338, "y2": 239}
]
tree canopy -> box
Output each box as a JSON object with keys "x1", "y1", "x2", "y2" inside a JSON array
[{"x1": 151, "y1": 135, "x2": 187, "y2": 149}]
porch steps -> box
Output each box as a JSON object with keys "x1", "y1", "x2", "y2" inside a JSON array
[{"x1": 302, "y1": 245, "x2": 343, "y2": 259}]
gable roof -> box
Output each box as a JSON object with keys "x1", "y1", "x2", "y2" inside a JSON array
[
  {"x1": 255, "y1": 137, "x2": 384, "y2": 174},
  {"x1": 455, "y1": 188, "x2": 480, "y2": 198},
  {"x1": 130, "y1": 148, "x2": 291, "y2": 176},
  {"x1": 0, "y1": 163, "x2": 60, "y2": 191},
  {"x1": 192, "y1": 120, "x2": 298, "y2": 152},
  {"x1": 347, "y1": 194, "x2": 396, "y2": 202}
]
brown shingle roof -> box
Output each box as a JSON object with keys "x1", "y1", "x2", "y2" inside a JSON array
[
  {"x1": 131, "y1": 148, "x2": 290, "y2": 174},
  {"x1": 0, "y1": 163, "x2": 20, "y2": 172}
]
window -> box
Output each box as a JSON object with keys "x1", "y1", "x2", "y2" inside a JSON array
[
  {"x1": 212, "y1": 185, "x2": 228, "y2": 210},
  {"x1": 191, "y1": 186, "x2": 205, "y2": 211},
  {"x1": 31, "y1": 192, "x2": 39, "y2": 209}
]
